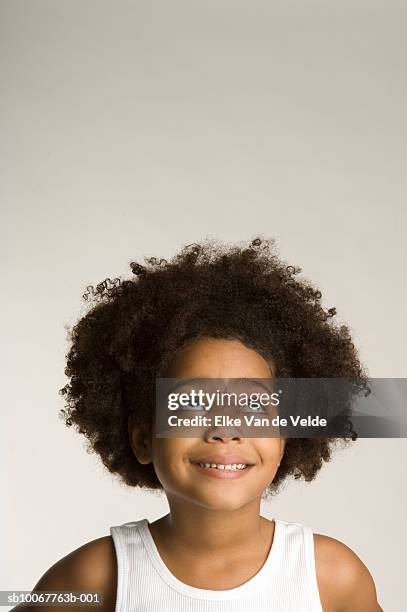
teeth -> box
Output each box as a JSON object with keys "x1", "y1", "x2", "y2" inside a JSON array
[{"x1": 197, "y1": 463, "x2": 248, "y2": 470}]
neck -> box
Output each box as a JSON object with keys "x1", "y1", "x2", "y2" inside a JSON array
[{"x1": 153, "y1": 495, "x2": 270, "y2": 556}]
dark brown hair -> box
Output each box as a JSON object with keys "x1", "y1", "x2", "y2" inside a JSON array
[{"x1": 59, "y1": 237, "x2": 367, "y2": 495}]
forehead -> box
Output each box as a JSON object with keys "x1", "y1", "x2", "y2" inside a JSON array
[{"x1": 165, "y1": 336, "x2": 274, "y2": 379}]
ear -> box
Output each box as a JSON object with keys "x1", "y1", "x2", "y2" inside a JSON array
[
  {"x1": 128, "y1": 414, "x2": 152, "y2": 465},
  {"x1": 278, "y1": 437, "x2": 287, "y2": 465}
]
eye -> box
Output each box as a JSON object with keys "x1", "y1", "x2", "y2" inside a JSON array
[
  {"x1": 181, "y1": 401, "x2": 207, "y2": 411},
  {"x1": 241, "y1": 403, "x2": 266, "y2": 413}
]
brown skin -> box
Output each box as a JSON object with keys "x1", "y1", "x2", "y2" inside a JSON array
[
  {"x1": 131, "y1": 336, "x2": 285, "y2": 590},
  {"x1": 15, "y1": 337, "x2": 383, "y2": 612}
]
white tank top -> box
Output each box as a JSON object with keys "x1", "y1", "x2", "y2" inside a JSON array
[{"x1": 110, "y1": 517, "x2": 324, "y2": 612}]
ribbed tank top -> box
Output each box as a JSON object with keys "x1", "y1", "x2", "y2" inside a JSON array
[{"x1": 110, "y1": 518, "x2": 324, "y2": 611}]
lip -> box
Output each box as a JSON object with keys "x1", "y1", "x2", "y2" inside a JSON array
[
  {"x1": 190, "y1": 463, "x2": 255, "y2": 479},
  {"x1": 189, "y1": 453, "x2": 256, "y2": 479},
  {"x1": 190, "y1": 453, "x2": 255, "y2": 465}
]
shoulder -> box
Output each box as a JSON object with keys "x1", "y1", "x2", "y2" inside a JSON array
[
  {"x1": 313, "y1": 533, "x2": 383, "y2": 612},
  {"x1": 12, "y1": 536, "x2": 117, "y2": 611}
]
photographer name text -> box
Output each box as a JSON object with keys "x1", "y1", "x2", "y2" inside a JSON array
[{"x1": 167, "y1": 414, "x2": 327, "y2": 428}]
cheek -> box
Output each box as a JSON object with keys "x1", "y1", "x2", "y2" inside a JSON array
[
  {"x1": 256, "y1": 439, "x2": 284, "y2": 468},
  {"x1": 150, "y1": 440, "x2": 190, "y2": 484}
]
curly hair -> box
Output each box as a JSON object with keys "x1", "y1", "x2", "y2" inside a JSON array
[{"x1": 59, "y1": 236, "x2": 367, "y2": 495}]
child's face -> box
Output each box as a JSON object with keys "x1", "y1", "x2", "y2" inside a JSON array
[{"x1": 131, "y1": 336, "x2": 286, "y2": 512}]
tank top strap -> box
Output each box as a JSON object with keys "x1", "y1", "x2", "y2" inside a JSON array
[
  {"x1": 277, "y1": 519, "x2": 323, "y2": 611},
  {"x1": 110, "y1": 520, "x2": 145, "y2": 612}
]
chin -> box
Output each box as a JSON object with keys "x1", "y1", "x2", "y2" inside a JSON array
[{"x1": 193, "y1": 495, "x2": 250, "y2": 512}]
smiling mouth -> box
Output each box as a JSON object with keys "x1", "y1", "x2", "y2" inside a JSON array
[
  {"x1": 189, "y1": 461, "x2": 255, "y2": 478},
  {"x1": 193, "y1": 462, "x2": 249, "y2": 471}
]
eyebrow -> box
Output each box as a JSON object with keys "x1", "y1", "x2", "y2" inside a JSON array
[
  {"x1": 234, "y1": 378, "x2": 275, "y2": 393},
  {"x1": 166, "y1": 377, "x2": 274, "y2": 393},
  {"x1": 167, "y1": 378, "x2": 217, "y2": 393}
]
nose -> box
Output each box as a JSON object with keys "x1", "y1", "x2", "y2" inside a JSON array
[{"x1": 204, "y1": 425, "x2": 243, "y2": 442}]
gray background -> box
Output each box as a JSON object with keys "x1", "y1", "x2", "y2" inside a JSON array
[{"x1": 1, "y1": 1, "x2": 406, "y2": 610}]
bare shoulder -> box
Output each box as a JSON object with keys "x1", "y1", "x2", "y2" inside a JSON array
[
  {"x1": 11, "y1": 536, "x2": 117, "y2": 612},
  {"x1": 313, "y1": 533, "x2": 383, "y2": 612}
]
